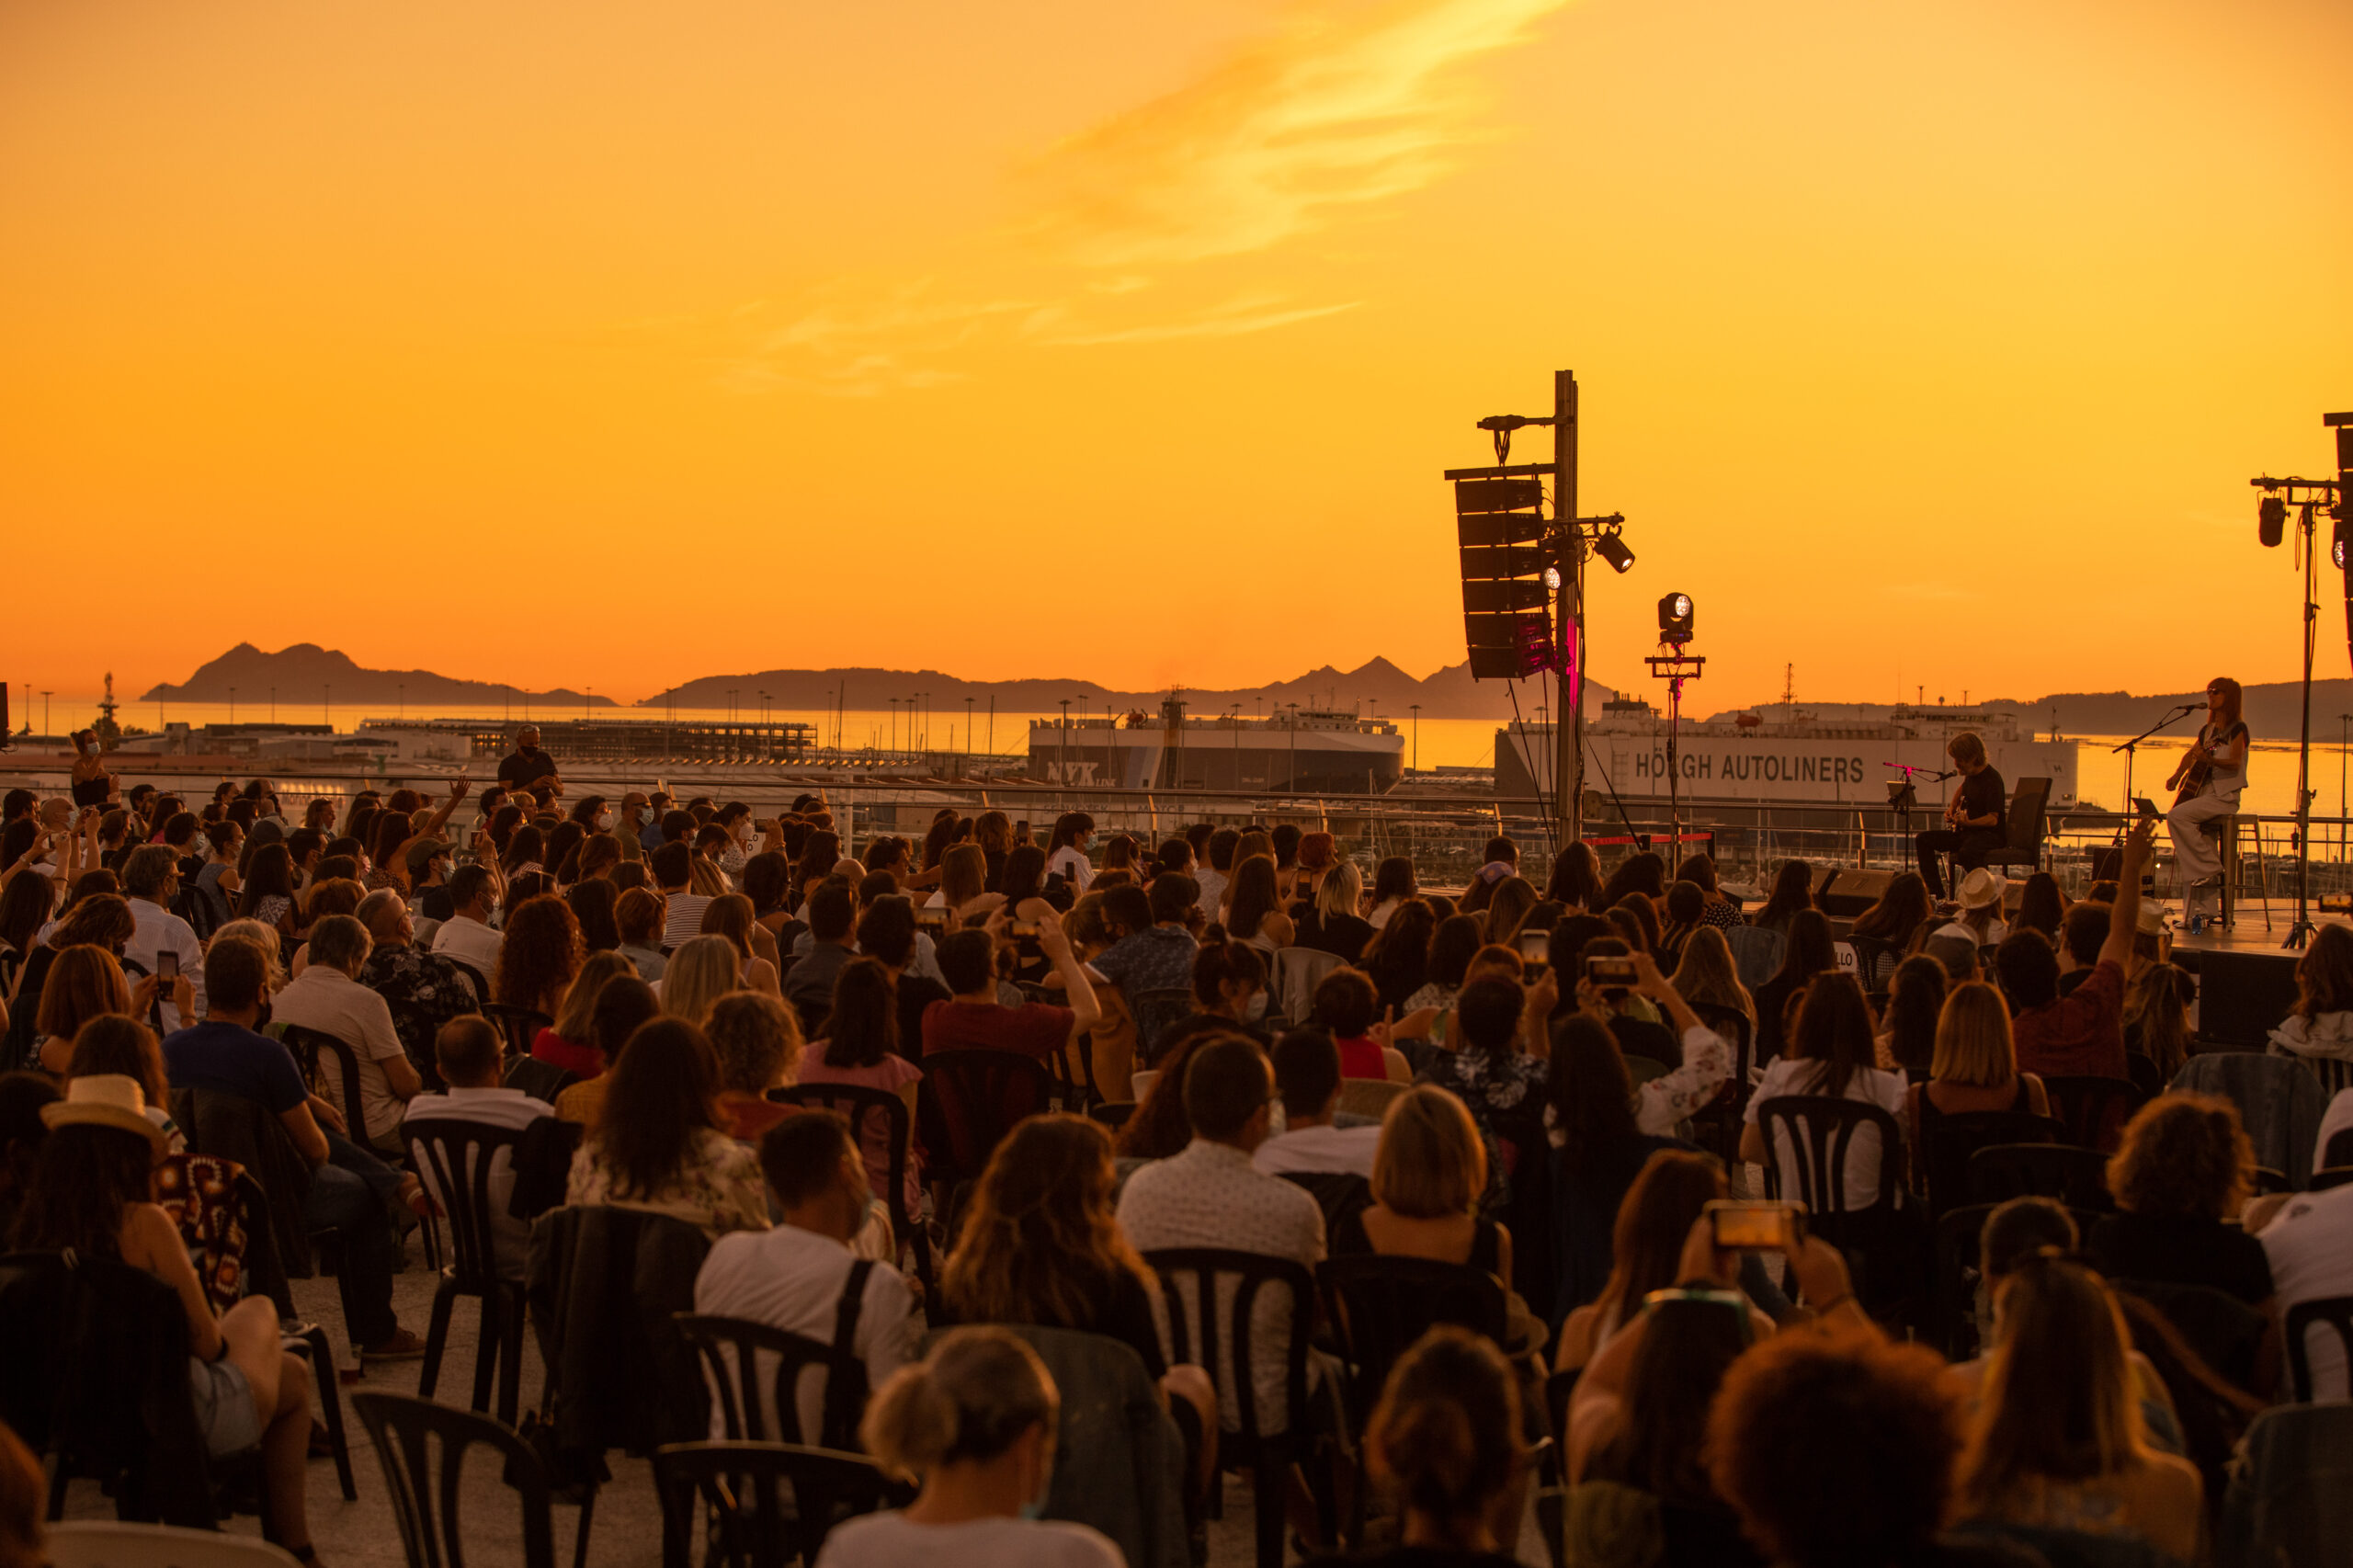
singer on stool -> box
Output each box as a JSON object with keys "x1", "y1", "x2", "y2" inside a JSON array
[
  {"x1": 2166, "y1": 679, "x2": 2248, "y2": 894},
  {"x1": 1915, "y1": 731, "x2": 2006, "y2": 900}
]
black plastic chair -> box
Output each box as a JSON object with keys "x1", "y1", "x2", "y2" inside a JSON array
[
  {"x1": 278, "y1": 1022, "x2": 371, "y2": 1149},
  {"x1": 2123, "y1": 1052, "x2": 2166, "y2": 1104},
  {"x1": 2217, "y1": 1404, "x2": 2353, "y2": 1568},
  {"x1": 503, "y1": 1054, "x2": 575, "y2": 1106},
  {"x1": 1491, "y1": 1109, "x2": 1558, "y2": 1325},
  {"x1": 1146, "y1": 1247, "x2": 1320, "y2": 1568},
  {"x1": 0, "y1": 1250, "x2": 217, "y2": 1528},
  {"x1": 444, "y1": 955, "x2": 491, "y2": 1005},
  {"x1": 772, "y1": 1083, "x2": 932, "y2": 1289},
  {"x1": 481, "y1": 1003, "x2": 553, "y2": 1060},
  {"x1": 673, "y1": 1313, "x2": 869, "y2": 1451},
  {"x1": 1919, "y1": 1111, "x2": 2063, "y2": 1216},
  {"x1": 1929, "y1": 1204, "x2": 1998, "y2": 1361},
  {"x1": 404, "y1": 1117, "x2": 535, "y2": 1426},
  {"x1": 2285, "y1": 1294, "x2": 2353, "y2": 1403},
  {"x1": 1975, "y1": 777, "x2": 2052, "y2": 876},
  {"x1": 1754, "y1": 1095, "x2": 1912, "y2": 1311},
  {"x1": 917, "y1": 1049, "x2": 1054, "y2": 1192},
  {"x1": 1967, "y1": 1143, "x2": 2115, "y2": 1210},
  {"x1": 1686, "y1": 1004, "x2": 1756, "y2": 1166},
  {"x1": 2309, "y1": 1165, "x2": 2353, "y2": 1192},
  {"x1": 1131, "y1": 988, "x2": 1197, "y2": 1058},
  {"x1": 351, "y1": 1392, "x2": 557, "y2": 1568},
  {"x1": 2038, "y1": 1074, "x2": 2147, "y2": 1152},
  {"x1": 1087, "y1": 1100, "x2": 1138, "y2": 1132},
  {"x1": 651, "y1": 1441, "x2": 903, "y2": 1568},
  {"x1": 2113, "y1": 1278, "x2": 2269, "y2": 1393}
]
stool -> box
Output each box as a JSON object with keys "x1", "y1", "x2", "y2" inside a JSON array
[{"x1": 2196, "y1": 815, "x2": 2272, "y2": 932}]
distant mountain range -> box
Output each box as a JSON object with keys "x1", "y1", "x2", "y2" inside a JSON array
[
  {"x1": 141, "y1": 643, "x2": 616, "y2": 710},
  {"x1": 140, "y1": 643, "x2": 2350, "y2": 739}
]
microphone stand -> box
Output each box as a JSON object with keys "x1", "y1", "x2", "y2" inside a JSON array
[
  {"x1": 2114, "y1": 704, "x2": 2199, "y2": 840},
  {"x1": 1885, "y1": 762, "x2": 1955, "y2": 885}
]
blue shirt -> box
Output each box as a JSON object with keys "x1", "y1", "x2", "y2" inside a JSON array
[{"x1": 163, "y1": 1020, "x2": 309, "y2": 1116}]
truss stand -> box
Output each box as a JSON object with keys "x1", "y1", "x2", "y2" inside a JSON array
[
  {"x1": 2250, "y1": 472, "x2": 2346, "y2": 950},
  {"x1": 1644, "y1": 651, "x2": 1706, "y2": 859}
]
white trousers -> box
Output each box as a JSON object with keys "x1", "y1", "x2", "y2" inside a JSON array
[{"x1": 2166, "y1": 792, "x2": 2238, "y2": 884}]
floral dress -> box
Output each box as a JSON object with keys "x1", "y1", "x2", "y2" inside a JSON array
[{"x1": 564, "y1": 1128, "x2": 770, "y2": 1238}]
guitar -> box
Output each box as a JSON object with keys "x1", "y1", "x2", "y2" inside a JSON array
[{"x1": 2171, "y1": 732, "x2": 2217, "y2": 806}]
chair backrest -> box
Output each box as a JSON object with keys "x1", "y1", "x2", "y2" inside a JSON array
[
  {"x1": 1003, "y1": 1324, "x2": 1191, "y2": 1568},
  {"x1": 1724, "y1": 925, "x2": 1785, "y2": 991},
  {"x1": 502, "y1": 1054, "x2": 574, "y2": 1105},
  {"x1": 1316, "y1": 1255, "x2": 1507, "y2": 1426},
  {"x1": 1967, "y1": 1142, "x2": 2115, "y2": 1211},
  {"x1": 1339, "y1": 1078, "x2": 1407, "y2": 1119},
  {"x1": 0, "y1": 1250, "x2": 215, "y2": 1528},
  {"x1": 650, "y1": 1441, "x2": 901, "y2": 1568},
  {"x1": 1845, "y1": 936, "x2": 1903, "y2": 994},
  {"x1": 1145, "y1": 1247, "x2": 1313, "y2": 1449},
  {"x1": 47, "y1": 1523, "x2": 304, "y2": 1568},
  {"x1": 2170, "y1": 1051, "x2": 2330, "y2": 1187},
  {"x1": 2005, "y1": 778, "x2": 2052, "y2": 858},
  {"x1": 1087, "y1": 1100, "x2": 1138, "y2": 1132},
  {"x1": 1930, "y1": 1204, "x2": 1998, "y2": 1361},
  {"x1": 480, "y1": 1004, "x2": 553, "y2": 1060},
  {"x1": 1271, "y1": 947, "x2": 1346, "y2": 1023},
  {"x1": 772, "y1": 1084, "x2": 916, "y2": 1239},
  {"x1": 278, "y1": 1021, "x2": 369, "y2": 1145},
  {"x1": 2328, "y1": 1126, "x2": 2353, "y2": 1171},
  {"x1": 2123, "y1": 1051, "x2": 2166, "y2": 1102},
  {"x1": 403, "y1": 1117, "x2": 531, "y2": 1294},
  {"x1": 350, "y1": 1391, "x2": 555, "y2": 1568},
  {"x1": 1920, "y1": 1111, "x2": 2063, "y2": 1216},
  {"x1": 1689, "y1": 1004, "x2": 1755, "y2": 1088},
  {"x1": 1130, "y1": 1069, "x2": 1160, "y2": 1103},
  {"x1": 443, "y1": 955, "x2": 489, "y2": 1004},
  {"x1": 2038, "y1": 1074, "x2": 2147, "y2": 1153},
  {"x1": 170, "y1": 1086, "x2": 316, "y2": 1278},
  {"x1": 1131, "y1": 988, "x2": 1196, "y2": 1054},
  {"x1": 674, "y1": 1312, "x2": 868, "y2": 1450},
  {"x1": 2284, "y1": 1294, "x2": 2353, "y2": 1404},
  {"x1": 524, "y1": 1205, "x2": 715, "y2": 1457},
  {"x1": 2111, "y1": 1278, "x2": 2268, "y2": 1393},
  {"x1": 918, "y1": 1049, "x2": 1053, "y2": 1183},
  {"x1": 153, "y1": 1151, "x2": 253, "y2": 1317},
  {"x1": 2310, "y1": 1165, "x2": 2353, "y2": 1191},
  {"x1": 2218, "y1": 1403, "x2": 2353, "y2": 1568},
  {"x1": 1752, "y1": 1095, "x2": 1901, "y2": 1217}
]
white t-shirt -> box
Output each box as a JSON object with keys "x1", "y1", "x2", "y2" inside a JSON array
[
  {"x1": 2260, "y1": 1182, "x2": 2353, "y2": 1403},
  {"x1": 1046, "y1": 845, "x2": 1093, "y2": 893},
  {"x1": 430, "y1": 915, "x2": 505, "y2": 975},
  {"x1": 272, "y1": 964, "x2": 412, "y2": 1143},
  {"x1": 2315, "y1": 1086, "x2": 2353, "y2": 1173},
  {"x1": 694, "y1": 1222, "x2": 917, "y2": 1441},
  {"x1": 1743, "y1": 1057, "x2": 1909, "y2": 1212},
  {"x1": 814, "y1": 1514, "x2": 1121, "y2": 1568}
]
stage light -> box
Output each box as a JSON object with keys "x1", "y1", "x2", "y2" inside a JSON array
[
  {"x1": 1658, "y1": 591, "x2": 1694, "y2": 644},
  {"x1": 1595, "y1": 529, "x2": 1635, "y2": 574},
  {"x1": 2259, "y1": 494, "x2": 2288, "y2": 548},
  {"x1": 1542, "y1": 565, "x2": 1563, "y2": 590}
]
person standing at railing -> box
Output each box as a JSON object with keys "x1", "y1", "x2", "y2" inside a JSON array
[
  {"x1": 1913, "y1": 732, "x2": 2006, "y2": 900},
  {"x1": 2164, "y1": 677, "x2": 2248, "y2": 894}
]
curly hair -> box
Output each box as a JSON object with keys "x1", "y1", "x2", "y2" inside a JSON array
[
  {"x1": 941, "y1": 1115, "x2": 1152, "y2": 1332},
  {"x1": 2106, "y1": 1092, "x2": 2252, "y2": 1221},
  {"x1": 1706, "y1": 1325, "x2": 1965, "y2": 1567},
  {"x1": 494, "y1": 894, "x2": 585, "y2": 1016}
]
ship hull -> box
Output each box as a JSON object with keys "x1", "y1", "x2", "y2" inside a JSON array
[
  {"x1": 1496, "y1": 725, "x2": 2081, "y2": 810},
  {"x1": 1028, "y1": 724, "x2": 1403, "y2": 794}
]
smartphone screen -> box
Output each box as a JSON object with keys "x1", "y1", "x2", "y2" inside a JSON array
[
  {"x1": 155, "y1": 950, "x2": 179, "y2": 983},
  {"x1": 1707, "y1": 1200, "x2": 1805, "y2": 1251},
  {"x1": 1518, "y1": 930, "x2": 1550, "y2": 967},
  {"x1": 1582, "y1": 955, "x2": 1637, "y2": 988}
]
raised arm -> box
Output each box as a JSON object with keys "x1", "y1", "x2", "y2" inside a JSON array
[
  {"x1": 2100, "y1": 817, "x2": 2156, "y2": 971},
  {"x1": 1029, "y1": 897, "x2": 1100, "y2": 1036}
]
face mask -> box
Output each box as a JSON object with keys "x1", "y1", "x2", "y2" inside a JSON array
[
  {"x1": 1246, "y1": 990, "x2": 1269, "y2": 1022},
  {"x1": 597, "y1": 812, "x2": 615, "y2": 831}
]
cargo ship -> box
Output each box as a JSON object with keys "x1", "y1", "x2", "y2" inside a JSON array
[{"x1": 1029, "y1": 697, "x2": 1404, "y2": 794}]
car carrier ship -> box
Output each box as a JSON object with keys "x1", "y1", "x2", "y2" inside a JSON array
[{"x1": 1028, "y1": 696, "x2": 1404, "y2": 794}]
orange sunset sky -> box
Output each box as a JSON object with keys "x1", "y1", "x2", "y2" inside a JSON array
[{"x1": 5, "y1": 0, "x2": 2349, "y2": 712}]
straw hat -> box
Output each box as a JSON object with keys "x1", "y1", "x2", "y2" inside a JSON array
[
  {"x1": 41, "y1": 1074, "x2": 166, "y2": 1154},
  {"x1": 1956, "y1": 869, "x2": 2007, "y2": 912}
]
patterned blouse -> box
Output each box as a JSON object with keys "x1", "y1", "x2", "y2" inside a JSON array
[{"x1": 564, "y1": 1127, "x2": 770, "y2": 1239}]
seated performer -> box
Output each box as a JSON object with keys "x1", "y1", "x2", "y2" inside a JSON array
[
  {"x1": 2165, "y1": 677, "x2": 2248, "y2": 894},
  {"x1": 1915, "y1": 731, "x2": 2006, "y2": 900}
]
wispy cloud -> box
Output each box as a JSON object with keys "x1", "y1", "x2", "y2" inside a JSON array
[{"x1": 722, "y1": 0, "x2": 1567, "y2": 393}]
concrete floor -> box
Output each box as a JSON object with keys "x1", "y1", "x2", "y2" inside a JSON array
[{"x1": 63, "y1": 1247, "x2": 1549, "y2": 1566}]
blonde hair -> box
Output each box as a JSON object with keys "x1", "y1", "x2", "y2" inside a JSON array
[
  {"x1": 860, "y1": 1327, "x2": 1058, "y2": 1481},
  {"x1": 688, "y1": 858, "x2": 728, "y2": 899},
  {"x1": 660, "y1": 935, "x2": 740, "y2": 1028},
  {"x1": 939, "y1": 845, "x2": 988, "y2": 911},
  {"x1": 1930, "y1": 982, "x2": 2018, "y2": 1089},
  {"x1": 1316, "y1": 859, "x2": 1364, "y2": 924},
  {"x1": 1371, "y1": 1086, "x2": 1485, "y2": 1220},
  {"x1": 214, "y1": 918, "x2": 289, "y2": 992},
  {"x1": 1669, "y1": 926, "x2": 1754, "y2": 1024},
  {"x1": 553, "y1": 950, "x2": 638, "y2": 1043}
]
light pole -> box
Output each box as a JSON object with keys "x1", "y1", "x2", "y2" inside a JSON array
[
  {"x1": 2340, "y1": 713, "x2": 2349, "y2": 864},
  {"x1": 398, "y1": 683, "x2": 404, "y2": 721},
  {"x1": 40, "y1": 692, "x2": 51, "y2": 738},
  {"x1": 229, "y1": 687, "x2": 237, "y2": 725},
  {"x1": 1410, "y1": 704, "x2": 1421, "y2": 773},
  {"x1": 1287, "y1": 702, "x2": 1300, "y2": 791},
  {"x1": 269, "y1": 687, "x2": 276, "y2": 722},
  {"x1": 1230, "y1": 704, "x2": 1242, "y2": 788},
  {"x1": 1059, "y1": 698, "x2": 1074, "y2": 788},
  {"x1": 888, "y1": 699, "x2": 900, "y2": 755},
  {"x1": 965, "y1": 697, "x2": 976, "y2": 760},
  {"x1": 323, "y1": 685, "x2": 330, "y2": 726}
]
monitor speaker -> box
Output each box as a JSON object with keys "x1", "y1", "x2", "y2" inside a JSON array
[
  {"x1": 2190, "y1": 949, "x2": 2302, "y2": 1050},
  {"x1": 1816, "y1": 869, "x2": 1894, "y2": 917}
]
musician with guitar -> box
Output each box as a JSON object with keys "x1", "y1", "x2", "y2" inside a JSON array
[
  {"x1": 2165, "y1": 677, "x2": 2249, "y2": 891},
  {"x1": 1914, "y1": 730, "x2": 2006, "y2": 899}
]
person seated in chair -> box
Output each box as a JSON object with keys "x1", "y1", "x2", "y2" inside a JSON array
[
  {"x1": 1913, "y1": 730, "x2": 2006, "y2": 901},
  {"x1": 402, "y1": 1014, "x2": 554, "y2": 1282},
  {"x1": 1254, "y1": 1029, "x2": 1381, "y2": 1179}
]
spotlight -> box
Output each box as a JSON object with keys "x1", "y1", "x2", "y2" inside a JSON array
[
  {"x1": 1541, "y1": 565, "x2": 1563, "y2": 590},
  {"x1": 1595, "y1": 529, "x2": 1635, "y2": 574},
  {"x1": 1658, "y1": 591, "x2": 1694, "y2": 644},
  {"x1": 2259, "y1": 494, "x2": 2288, "y2": 548}
]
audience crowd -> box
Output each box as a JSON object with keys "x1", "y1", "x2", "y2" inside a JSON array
[{"x1": 0, "y1": 749, "x2": 2346, "y2": 1568}]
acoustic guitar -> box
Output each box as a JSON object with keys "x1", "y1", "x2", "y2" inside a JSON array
[{"x1": 2172, "y1": 733, "x2": 2217, "y2": 806}]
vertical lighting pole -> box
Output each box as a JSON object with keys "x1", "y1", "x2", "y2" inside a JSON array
[
  {"x1": 1410, "y1": 703, "x2": 1421, "y2": 773},
  {"x1": 1555, "y1": 369, "x2": 1582, "y2": 847},
  {"x1": 229, "y1": 687, "x2": 237, "y2": 725},
  {"x1": 40, "y1": 692, "x2": 51, "y2": 738}
]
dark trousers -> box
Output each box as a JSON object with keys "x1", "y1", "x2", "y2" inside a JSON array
[
  {"x1": 306, "y1": 1129, "x2": 401, "y2": 1347},
  {"x1": 1915, "y1": 828, "x2": 2005, "y2": 898}
]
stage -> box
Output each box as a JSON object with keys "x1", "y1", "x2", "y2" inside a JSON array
[{"x1": 2164, "y1": 900, "x2": 2341, "y2": 1047}]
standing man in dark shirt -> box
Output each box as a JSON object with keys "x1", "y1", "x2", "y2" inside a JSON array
[
  {"x1": 496, "y1": 725, "x2": 562, "y2": 799},
  {"x1": 1914, "y1": 731, "x2": 2006, "y2": 899}
]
